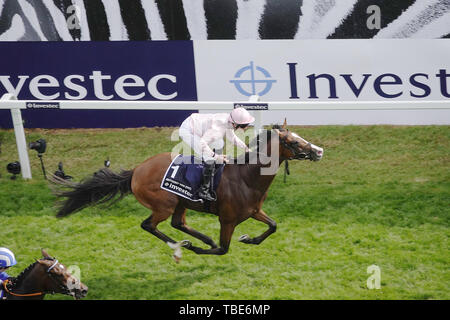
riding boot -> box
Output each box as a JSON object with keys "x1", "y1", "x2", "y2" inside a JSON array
[{"x1": 198, "y1": 160, "x2": 216, "y2": 201}]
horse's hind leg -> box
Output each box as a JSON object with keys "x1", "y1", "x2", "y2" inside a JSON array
[
  {"x1": 239, "y1": 209, "x2": 276, "y2": 245},
  {"x1": 142, "y1": 212, "x2": 195, "y2": 263},
  {"x1": 141, "y1": 211, "x2": 177, "y2": 244},
  {"x1": 171, "y1": 204, "x2": 218, "y2": 249}
]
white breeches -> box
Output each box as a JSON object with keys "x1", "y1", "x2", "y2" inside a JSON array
[{"x1": 179, "y1": 119, "x2": 220, "y2": 162}]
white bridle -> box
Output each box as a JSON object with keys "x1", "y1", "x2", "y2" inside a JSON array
[{"x1": 46, "y1": 260, "x2": 59, "y2": 273}]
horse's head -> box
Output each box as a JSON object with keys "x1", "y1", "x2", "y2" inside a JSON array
[
  {"x1": 272, "y1": 120, "x2": 323, "y2": 161},
  {"x1": 36, "y1": 249, "x2": 88, "y2": 300}
]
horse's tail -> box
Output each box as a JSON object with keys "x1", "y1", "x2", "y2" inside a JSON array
[{"x1": 51, "y1": 168, "x2": 134, "y2": 218}]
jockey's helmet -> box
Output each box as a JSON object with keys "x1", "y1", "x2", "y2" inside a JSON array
[
  {"x1": 0, "y1": 248, "x2": 17, "y2": 268},
  {"x1": 229, "y1": 107, "x2": 255, "y2": 128}
]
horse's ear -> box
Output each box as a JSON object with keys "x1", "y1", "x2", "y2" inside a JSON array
[
  {"x1": 282, "y1": 118, "x2": 287, "y2": 129},
  {"x1": 41, "y1": 249, "x2": 51, "y2": 259}
]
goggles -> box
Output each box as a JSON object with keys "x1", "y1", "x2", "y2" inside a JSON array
[{"x1": 234, "y1": 123, "x2": 250, "y2": 129}]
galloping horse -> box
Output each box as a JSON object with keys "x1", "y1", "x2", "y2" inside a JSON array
[
  {"x1": 53, "y1": 121, "x2": 323, "y2": 260},
  {"x1": 2, "y1": 249, "x2": 88, "y2": 300}
]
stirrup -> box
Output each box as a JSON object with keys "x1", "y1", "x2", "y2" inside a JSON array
[{"x1": 198, "y1": 187, "x2": 216, "y2": 201}]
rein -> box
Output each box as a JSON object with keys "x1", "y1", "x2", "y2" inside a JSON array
[
  {"x1": 284, "y1": 160, "x2": 290, "y2": 183},
  {"x1": 230, "y1": 129, "x2": 312, "y2": 183},
  {"x1": 2, "y1": 279, "x2": 45, "y2": 297}
]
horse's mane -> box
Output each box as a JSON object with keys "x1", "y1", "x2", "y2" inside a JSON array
[
  {"x1": 251, "y1": 125, "x2": 285, "y2": 151},
  {"x1": 8, "y1": 257, "x2": 54, "y2": 288},
  {"x1": 233, "y1": 126, "x2": 280, "y2": 164},
  {"x1": 8, "y1": 262, "x2": 37, "y2": 288}
]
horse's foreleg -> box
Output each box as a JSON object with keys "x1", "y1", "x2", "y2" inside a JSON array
[
  {"x1": 239, "y1": 209, "x2": 276, "y2": 245},
  {"x1": 185, "y1": 221, "x2": 235, "y2": 255},
  {"x1": 171, "y1": 206, "x2": 218, "y2": 249}
]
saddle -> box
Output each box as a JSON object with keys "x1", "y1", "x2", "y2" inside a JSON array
[{"x1": 160, "y1": 155, "x2": 225, "y2": 202}]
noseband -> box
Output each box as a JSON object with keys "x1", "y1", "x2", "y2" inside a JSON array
[{"x1": 280, "y1": 137, "x2": 313, "y2": 160}]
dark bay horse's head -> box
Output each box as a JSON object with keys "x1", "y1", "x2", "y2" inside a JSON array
[
  {"x1": 272, "y1": 120, "x2": 324, "y2": 161},
  {"x1": 35, "y1": 249, "x2": 88, "y2": 299}
]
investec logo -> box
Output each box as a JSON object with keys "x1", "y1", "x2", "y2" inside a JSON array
[
  {"x1": 0, "y1": 71, "x2": 178, "y2": 100},
  {"x1": 230, "y1": 62, "x2": 450, "y2": 99},
  {"x1": 229, "y1": 61, "x2": 277, "y2": 97}
]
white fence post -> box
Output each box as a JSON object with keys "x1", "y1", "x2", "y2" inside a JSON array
[
  {"x1": 1, "y1": 94, "x2": 32, "y2": 179},
  {"x1": 248, "y1": 95, "x2": 262, "y2": 134}
]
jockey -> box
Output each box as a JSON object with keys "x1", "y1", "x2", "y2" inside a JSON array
[
  {"x1": 0, "y1": 247, "x2": 17, "y2": 299},
  {"x1": 178, "y1": 107, "x2": 255, "y2": 201}
]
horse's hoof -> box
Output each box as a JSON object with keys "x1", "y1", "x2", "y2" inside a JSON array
[{"x1": 239, "y1": 234, "x2": 251, "y2": 242}]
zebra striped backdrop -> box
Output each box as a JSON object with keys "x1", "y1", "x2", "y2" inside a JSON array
[{"x1": 0, "y1": 0, "x2": 449, "y2": 41}]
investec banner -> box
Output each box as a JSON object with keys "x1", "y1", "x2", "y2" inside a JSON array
[
  {"x1": 0, "y1": 41, "x2": 197, "y2": 128},
  {"x1": 194, "y1": 40, "x2": 450, "y2": 125},
  {"x1": 195, "y1": 40, "x2": 449, "y2": 101},
  {"x1": 0, "y1": 40, "x2": 449, "y2": 128}
]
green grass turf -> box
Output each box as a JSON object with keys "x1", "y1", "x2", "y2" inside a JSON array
[{"x1": 0, "y1": 125, "x2": 448, "y2": 299}]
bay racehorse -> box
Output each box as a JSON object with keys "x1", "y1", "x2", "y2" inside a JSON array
[
  {"x1": 52, "y1": 122, "x2": 323, "y2": 261},
  {"x1": 2, "y1": 249, "x2": 88, "y2": 300}
]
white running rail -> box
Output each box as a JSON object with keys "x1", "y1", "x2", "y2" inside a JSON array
[{"x1": 1, "y1": 94, "x2": 449, "y2": 179}]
